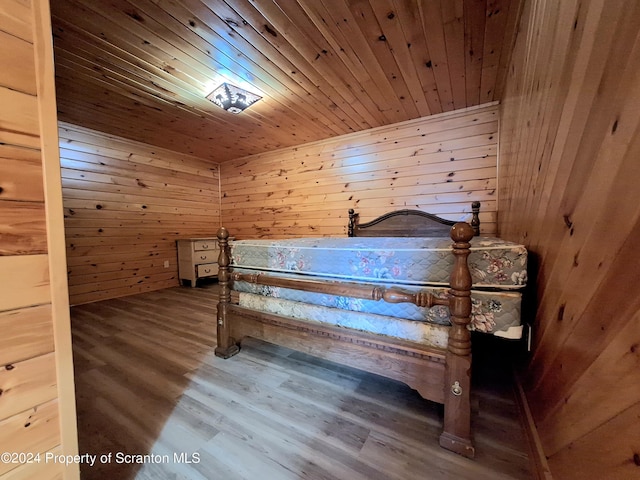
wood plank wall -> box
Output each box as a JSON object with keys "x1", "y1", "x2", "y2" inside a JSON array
[
  {"x1": 220, "y1": 103, "x2": 498, "y2": 239},
  {"x1": 0, "y1": 0, "x2": 79, "y2": 478},
  {"x1": 59, "y1": 123, "x2": 221, "y2": 305},
  {"x1": 498, "y1": 0, "x2": 640, "y2": 479}
]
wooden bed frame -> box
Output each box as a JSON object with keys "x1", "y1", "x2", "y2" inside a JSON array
[
  {"x1": 348, "y1": 201, "x2": 481, "y2": 237},
  {"x1": 214, "y1": 203, "x2": 480, "y2": 458}
]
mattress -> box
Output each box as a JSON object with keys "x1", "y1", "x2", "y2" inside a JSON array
[
  {"x1": 238, "y1": 291, "x2": 451, "y2": 349},
  {"x1": 233, "y1": 268, "x2": 523, "y2": 339},
  {"x1": 230, "y1": 236, "x2": 527, "y2": 289},
  {"x1": 229, "y1": 236, "x2": 527, "y2": 344}
]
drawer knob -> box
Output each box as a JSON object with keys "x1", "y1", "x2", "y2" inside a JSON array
[
  {"x1": 201, "y1": 244, "x2": 208, "y2": 249},
  {"x1": 200, "y1": 255, "x2": 207, "y2": 260}
]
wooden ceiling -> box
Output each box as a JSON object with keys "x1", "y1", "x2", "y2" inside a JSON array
[{"x1": 50, "y1": 0, "x2": 521, "y2": 163}]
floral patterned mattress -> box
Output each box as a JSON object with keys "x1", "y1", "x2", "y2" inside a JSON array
[
  {"x1": 228, "y1": 236, "x2": 528, "y2": 343},
  {"x1": 238, "y1": 291, "x2": 451, "y2": 349},
  {"x1": 233, "y1": 268, "x2": 524, "y2": 340},
  {"x1": 230, "y1": 236, "x2": 527, "y2": 289}
]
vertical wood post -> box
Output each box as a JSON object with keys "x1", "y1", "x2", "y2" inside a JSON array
[
  {"x1": 215, "y1": 227, "x2": 239, "y2": 359},
  {"x1": 471, "y1": 201, "x2": 481, "y2": 236},
  {"x1": 440, "y1": 222, "x2": 475, "y2": 457},
  {"x1": 348, "y1": 209, "x2": 357, "y2": 237}
]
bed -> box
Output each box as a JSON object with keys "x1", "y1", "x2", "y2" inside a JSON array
[{"x1": 214, "y1": 202, "x2": 527, "y2": 458}]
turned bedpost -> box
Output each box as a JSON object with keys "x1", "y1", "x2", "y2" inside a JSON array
[
  {"x1": 448, "y1": 222, "x2": 474, "y2": 356},
  {"x1": 471, "y1": 201, "x2": 481, "y2": 236},
  {"x1": 348, "y1": 209, "x2": 357, "y2": 237},
  {"x1": 440, "y1": 221, "x2": 475, "y2": 458},
  {"x1": 215, "y1": 227, "x2": 239, "y2": 359}
]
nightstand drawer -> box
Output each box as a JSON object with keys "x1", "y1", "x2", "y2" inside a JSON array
[
  {"x1": 194, "y1": 240, "x2": 216, "y2": 251},
  {"x1": 197, "y1": 263, "x2": 218, "y2": 277},
  {"x1": 194, "y1": 251, "x2": 216, "y2": 264}
]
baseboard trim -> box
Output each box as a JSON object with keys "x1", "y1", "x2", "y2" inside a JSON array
[{"x1": 513, "y1": 371, "x2": 554, "y2": 480}]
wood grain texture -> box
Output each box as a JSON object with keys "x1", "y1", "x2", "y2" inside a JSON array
[
  {"x1": 0, "y1": 399, "x2": 60, "y2": 477},
  {"x1": 59, "y1": 123, "x2": 221, "y2": 305},
  {"x1": 49, "y1": 0, "x2": 520, "y2": 162},
  {"x1": 0, "y1": 87, "x2": 39, "y2": 138},
  {"x1": 0, "y1": 30, "x2": 36, "y2": 95},
  {"x1": 498, "y1": 0, "x2": 640, "y2": 478},
  {"x1": 546, "y1": 401, "x2": 640, "y2": 480},
  {"x1": 221, "y1": 103, "x2": 498, "y2": 239},
  {"x1": 0, "y1": 352, "x2": 58, "y2": 421},
  {"x1": 0, "y1": 0, "x2": 32, "y2": 42},
  {"x1": 0, "y1": 305, "x2": 54, "y2": 366},
  {"x1": 0, "y1": 146, "x2": 44, "y2": 202},
  {"x1": 0, "y1": 447, "x2": 64, "y2": 480},
  {"x1": 1, "y1": 2, "x2": 79, "y2": 478},
  {"x1": 0, "y1": 254, "x2": 50, "y2": 312},
  {"x1": 0, "y1": 201, "x2": 47, "y2": 255},
  {"x1": 71, "y1": 284, "x2": 532, "y2": 480}
]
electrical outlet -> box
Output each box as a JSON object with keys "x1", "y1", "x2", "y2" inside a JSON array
[{"x1": 164, "y1": 260, "x2": 170, "y2": 268}]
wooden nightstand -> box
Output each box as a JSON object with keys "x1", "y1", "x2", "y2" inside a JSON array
[{"x1": 177, "y1": 237, "x2": 219, "y2": 287}]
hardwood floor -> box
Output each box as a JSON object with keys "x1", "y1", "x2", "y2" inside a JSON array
[{"x1": 70, "y1": 283, "x2": 533, "y2": 480}]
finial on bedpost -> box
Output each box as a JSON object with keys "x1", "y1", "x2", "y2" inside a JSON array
[
  {"x1": 440, "y1": 221, "x2": 475, "y2": 458},
  {"x1": 471, "y1": 201, "x2": 480, "y2": 236},
  {"x1": 215, "y1": 227, "x2": 239, "y2": 359},
  {"x1": 348, "y1": 209, "x2": 357, "y2": 237}
]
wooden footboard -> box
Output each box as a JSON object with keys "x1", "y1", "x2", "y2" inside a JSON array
[
  {"x1": 214, "y1": 223, "x2": 476, "y2": 458},
  {"x1": 440, "y1": 222, "x2": 475, "y2": 457}
]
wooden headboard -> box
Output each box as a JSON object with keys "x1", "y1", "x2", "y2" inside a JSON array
[{"x1": 348, "y1": 201, "x2": 480, "y2": 237}]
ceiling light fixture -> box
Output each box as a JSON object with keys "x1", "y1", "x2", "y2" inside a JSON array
[{"x1": 206, "y1": 82, "x2": 262, "y2": 114}]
